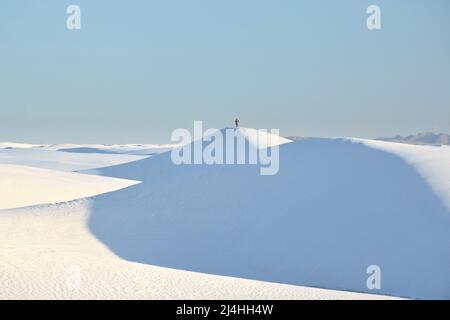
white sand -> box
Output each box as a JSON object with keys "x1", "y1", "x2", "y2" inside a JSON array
[
  {"x1": 0, "y1": 164, "x2": 139, "y2": 210},
  {"x1": 3, "y1": 132, "x2": 449, "y2": 299},
  {"x1": 0, "y1": 201, "x2": 394, "y2": 300}
]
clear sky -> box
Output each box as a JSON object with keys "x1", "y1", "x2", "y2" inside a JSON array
[{"x1": 1, "y1": 0, "x2": 449, "y2": 143}]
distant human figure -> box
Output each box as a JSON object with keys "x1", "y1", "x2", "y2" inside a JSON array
[{"x1": 234, "y1": 117, "x2": 240, "y2": 128}]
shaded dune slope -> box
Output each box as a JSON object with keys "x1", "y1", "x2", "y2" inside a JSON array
[{"x1": 88, "y1": 137, "x2": 450, "y2": 299}]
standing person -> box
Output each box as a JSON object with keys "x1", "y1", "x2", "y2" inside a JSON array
[{"x1": 234, "y1": 117, "x2": 240, "y2": 128}]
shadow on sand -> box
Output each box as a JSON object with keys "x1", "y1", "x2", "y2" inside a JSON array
[{"x1": 87, "y1": 138, "x2": 450, "y2": 299}]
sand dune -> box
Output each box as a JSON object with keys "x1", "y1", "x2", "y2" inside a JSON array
[
  {"x1": 0, "y1": 201, "x2": 392, "y2": 299},
  {"x1": 89, "y1": 135, "x2": 450, "y2": 299},
  {"x1": 0, "y1": 164, "x2": 139, "y2": 210},
  {"x1": 1, "y1": 130, "x2": 449, "y2": 299}
]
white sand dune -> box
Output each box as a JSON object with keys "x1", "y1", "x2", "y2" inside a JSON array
[
  {"x1": 52, "y1": 144, "x2": 178, "y2": 155},
  {"x1": 237, "y1": 127, "x2": 292, "y2": 147},
  {"x1": 0, "y1": 164, "x2": 139, "y2": 210},
  {"x1": 90, "y1": 132, "x2": 450, "y2": 299},
  {"x1": 0, "y1": 142, "x2": 44, "y2": 149},
  {"x1": 0, "y1": 148, "x2": 148, "y2": 172},
  {"x1": 353, "y1": 139, "x2": 450, "y2": 211},
  {"x1": 0, "y1": 142, "x2": 179, "y2": 156},
  {"x1": 0, "y1": 201, "x2": 393, "y2": 300},
  {"x1": 1, "y1": 131, "x2": 449, "y2": 299}
]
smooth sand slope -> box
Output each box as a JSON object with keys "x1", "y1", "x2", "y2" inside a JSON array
[
  {"x1": 0, "y1": 164, "x2": 139, "y2": 210},
  {"x1": 0, "y1": 201, "x2": 391, "y2": 299},
  {"x1": 1, "y1": 130, "x2": 449, "y2": 299},
  {"x1": 0, "y1": 135, "x2": 392, "y2": 299},
  {"x1": 355, "y1": 139, "x2": 450, "y2": 211},
  {"x1": 0, "y1": 148, "x2": 147, "y2": 171},
  {"x1": 89, "y1": 131, "x2": 450, "y2": 299}
]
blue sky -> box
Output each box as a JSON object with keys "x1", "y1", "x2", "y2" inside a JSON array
[{"x1": 1, "y1": 0, "x2": 449, "y2": 143}]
